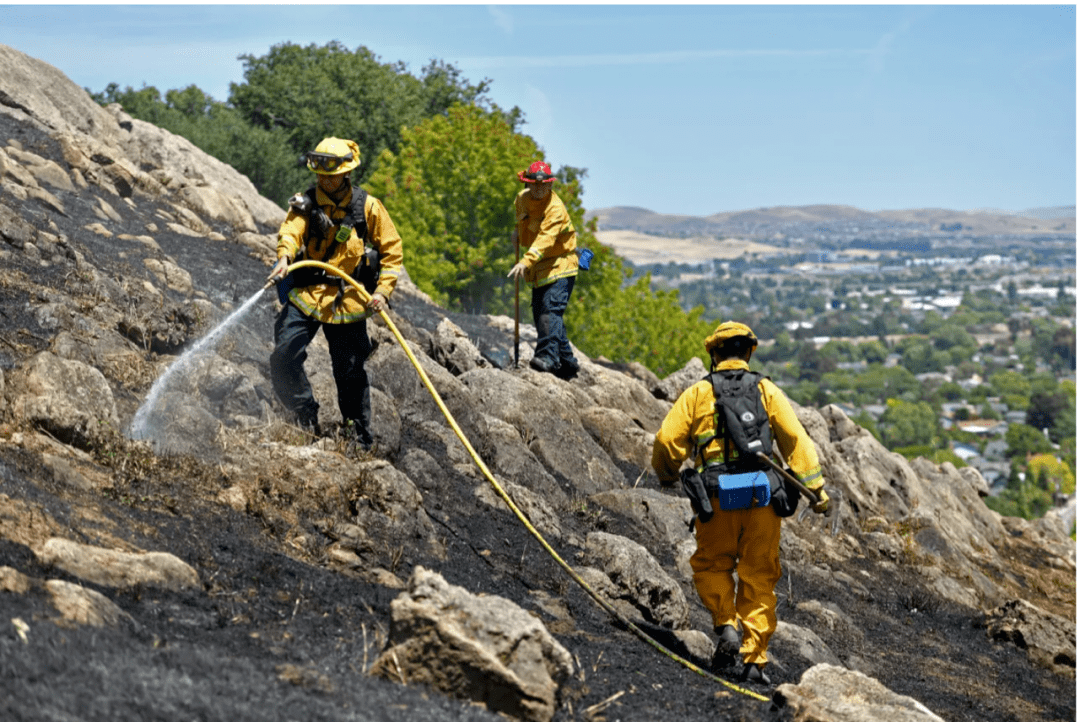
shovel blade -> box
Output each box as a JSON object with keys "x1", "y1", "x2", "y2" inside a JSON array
[{"x1": 796, "y1": 486, "x2": 842, "y2": 536}]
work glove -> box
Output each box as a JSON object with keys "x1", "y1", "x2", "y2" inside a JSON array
[
  {"x1": 368, "y1": 292, "x2": 388, "y2": 314},
  {"x1": 811, "y1": 488, "x2": 830, "y2": 515},
  {"x1": 267, "y1": 256, "x2": 290, "y2": 284}
]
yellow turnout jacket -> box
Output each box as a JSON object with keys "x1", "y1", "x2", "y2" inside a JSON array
[
  {"x1": 276, "y1": 185, "x2": 403, "y2": 324},
  {"x1": 652, "y1": 359, "x2": 823, "y2": 490},
  {"x1": 514, "y1": 189, "x2": 578, "y2": 287}
]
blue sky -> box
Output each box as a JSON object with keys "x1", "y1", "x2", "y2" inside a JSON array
[{"x1": 0, "y1": 4, "x2": 1074, "y2": 216}]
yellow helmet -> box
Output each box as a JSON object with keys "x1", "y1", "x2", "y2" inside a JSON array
[
  {"x1": 704, "y1": 321, "x2": 758, "y2": 355},
  {"x1": 306, "y1": 137, "x2": 361, "y2": 175}
]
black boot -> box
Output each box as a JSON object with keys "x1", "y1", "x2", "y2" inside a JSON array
[
  {"x1": 555, "y1": 357, "x2": 580, "y2": 379},
  {"x1": 740, "y1": 662, "x2": 771, "y2": 686},
  {"x1": 296, "y1": 411, "x2": 321, "y2": 439},
  {"x1": 710, "y1": 624, "x2": 740, "y2": 672},
  {"x1": 529, "y1": 355, "x2": 559, "y2": 374},
  {"x1": 339, "y1": 419, "x2": 372, "y2": 458}
]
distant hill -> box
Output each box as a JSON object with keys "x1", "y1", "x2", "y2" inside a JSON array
[
  {"x1": 586, "y1": 204, "x2": 1075, "y2": 239},
  {"x1": 1017, "y1": 205, "x2": 1076, "y2": 220}
]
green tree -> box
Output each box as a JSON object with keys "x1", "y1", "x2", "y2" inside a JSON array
[
  {"x1": 366, "y1": 104, "x2": 534, "y2": 314},
  {"x1": 1004, "y1": 423, "x2": 1053, "y2": 458},
  {"x1": 852, "y1": 366, "x2": 919, "y2": 403},
  {"x1": 899, "y1": 337, "x2": 947, "y2": 374},
  {"x1": 566, "y1": 271, "x2": 715, "y2": 377},
  {"x1": 1027, "y1": 454, "x2": 1075, "y2": 495},
  {"x1": 989, "y1": 370, "x2": 1031, "y2": 410},
  {"x1": 879, "y1": 398, "x2": 939, "y2": 450},
  {"x1": 857, "y1": 340, "x2": 888, "y2": 365},
  {"x1": 930, "y1": 323, "x2": 977, "y2": 365},
  {"x1": 1026, "y1": 384, "x2": 1075, "y2": 444},
  {"x1": 985, "y1": 460, "x2": 1056, "y2": 519},
  {"x1": 367, "y1": 103, "x2": 713, "y2": 375},
  {"x1": 795, "y1": 344, "x2": 837, "y2": 382},
  {"x1": 229, "y1": 42, "x2": 492, "y2": 184},
  {"x1": 938, "y1": 382, "x2": 965, "y2": 402},
  {"x1": 786, "y1": 380, "x2": 829, "y2": 407}
]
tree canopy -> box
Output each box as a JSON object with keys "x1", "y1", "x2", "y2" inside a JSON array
[
  {"x1": 229, "y1": 42, "x2": 494, "y2": 185},
  {"x1": 367, "y1": 103, "x2": 714, "y2": 374},
  {"x1": 879, "y1": 399, "x2": 939, "y2": 450}
]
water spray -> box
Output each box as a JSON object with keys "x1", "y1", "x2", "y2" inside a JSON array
[{"x1": 128, "y1": 286, "x2": 269, "y2": 444}]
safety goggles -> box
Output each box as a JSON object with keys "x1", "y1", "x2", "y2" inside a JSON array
[{"x1": 307, "y1": 151, "x2": 353, "y2": 172}]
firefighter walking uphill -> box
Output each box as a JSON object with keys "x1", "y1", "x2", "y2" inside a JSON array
[{"x1": 651, "y1": 321, "x2": 829, "y2": 685}]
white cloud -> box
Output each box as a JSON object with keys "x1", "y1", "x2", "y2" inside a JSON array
[
  {"x1": 523, "y1": 85, "x2": 554, "y2": 148},
  {"x1": 487, "y1": 5, "x2": 513, "y2": 35}
]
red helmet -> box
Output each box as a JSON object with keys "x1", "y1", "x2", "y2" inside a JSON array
[{"x1": 518, "y1": 161, "x2": 556, "y2": 183}]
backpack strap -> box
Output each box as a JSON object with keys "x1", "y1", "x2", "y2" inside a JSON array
[
  {"x1": 293, "y1": 186, "x2": 374, "y2": 307},
  {"x1": 695, "y1": 369, "x2": 770, "y2": 472}
]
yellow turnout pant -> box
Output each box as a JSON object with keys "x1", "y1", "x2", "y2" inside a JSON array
[{"x1": 690, "y1": 499, "x2": 782, "y2": 666}]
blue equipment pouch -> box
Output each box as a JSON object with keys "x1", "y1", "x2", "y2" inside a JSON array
[
  {"x1": 705, "y1": 468, "x2": 771, "y2": 511},
  {"x1": 577, "y1": 247, "x2": 594, "y2": 270}
]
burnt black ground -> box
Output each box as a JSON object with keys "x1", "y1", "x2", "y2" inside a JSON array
[{"x1": 0, "y1": 120, "x2": 1074, "y2": 722}]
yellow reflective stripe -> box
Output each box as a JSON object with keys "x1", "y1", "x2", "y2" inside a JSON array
[
  {"x1": 525, "y1": 248, "x2": 543, "y2": 261},
  {"x1": 532, "y1": 268, "x2": 578, "y2": 287},
  {"x1": 286, "y1": 290, "x2": 318, "y2": 317},
  {"x1": 799, "y1": 467, "x2": 824, "y2": 489},
  {"x1": 287, "y1": 290, "x2": 371, "y2": 324}
]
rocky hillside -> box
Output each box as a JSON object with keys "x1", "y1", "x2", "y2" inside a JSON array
[{"x1": 0, "y1": 44, "x2": 1074, "y2": 722}]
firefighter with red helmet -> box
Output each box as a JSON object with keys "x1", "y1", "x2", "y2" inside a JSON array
[{"x1": 507, "y1": 161, "x2": 581, "y2": 378}]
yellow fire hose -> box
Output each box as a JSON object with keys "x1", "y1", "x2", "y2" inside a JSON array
[{"x1": 270, "y1": 260, "x2": 771, "y2": 703}]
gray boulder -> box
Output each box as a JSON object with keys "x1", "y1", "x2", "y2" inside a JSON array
[
  {"x1": 372, "y1": 566, "x2": 574, "y2": 722},
  {"x1": 773, "y1": 664, "x2": 945, "y2": 721},
  {"x1": 983, "y1": 598, "x2": 1076, "y2": 674},
  {"x1": 459, "y1": 367, "x2": 625, "y2": 496},
  {"x1": 45, "y1": 579, "x2": 136, "y2": 628},
  {"x1": 578, "y1": 406, "x2": 655, "y2": 472},
  {"x1": 37, "y1": 538, "x2": 200, "y2": 591},
  {"x1": 473, "y1": 413, "x2": 568, "y2": 505},
  {"x1": 583, "y1": 531, "x2": 689, "y2": 629},
  {"x1": 474, "y1": 478, "x2": 564, "y2": 542},
  {"x1": 588, "y1": 487, "x2": 692, "y2": 549},
  {"x1": 429, "y1": 317, "x2": 490, "y2": 376},
  {"x1": 575, "y1": 363, "x2": 669, "y2": 433},
  {"x1": 654, "y1": 355, "x2": 707, "y2": 402},
  {"x1": 769, "y1": 620, "x2": 844, "y2": 672},
  {"x1": 9, "y1": 351, "x2": 120, "y2": 450}
]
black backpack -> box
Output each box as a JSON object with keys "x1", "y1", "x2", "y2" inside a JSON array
[
  {"x1": 704, "y1": 368, "x2": 773, "y2": 471},
  {"x1": 681, "y1": 369, "x2": 800, "y2": 521},
  {"x1": 289, "y1": 185, "x2": 379, "y2": 295}
]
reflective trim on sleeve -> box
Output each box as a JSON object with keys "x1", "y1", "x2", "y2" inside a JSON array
[{"x1": 799, "y1": 467, "x2": 824, "y2": 489}]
